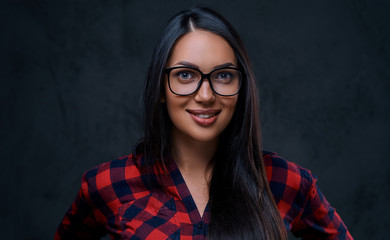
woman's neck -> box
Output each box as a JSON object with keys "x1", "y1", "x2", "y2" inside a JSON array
[{"x1": 170, "y1": 129, "x2": 217, "y2": 176}]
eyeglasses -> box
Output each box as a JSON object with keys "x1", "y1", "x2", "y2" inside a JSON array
[{"x1": 165, "y1": 66, "x2": 242, "y2": 96}]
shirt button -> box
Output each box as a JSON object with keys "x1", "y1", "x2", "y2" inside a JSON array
[{"x1": 198, "y1": 222, "x2": 203, "y2": 229}]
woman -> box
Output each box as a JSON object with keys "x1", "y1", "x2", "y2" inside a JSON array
[{"x1": 55, "y1": 7, "x2": 352, "y2": 240}]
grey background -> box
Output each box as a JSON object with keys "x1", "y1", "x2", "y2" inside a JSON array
[{"x1": 1, "y1": 0, "x2": 389, "y2": 239}]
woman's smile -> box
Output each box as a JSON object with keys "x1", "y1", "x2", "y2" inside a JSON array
[{"x1": 186, "y1": 109, "x2": 221, "y2": 126}]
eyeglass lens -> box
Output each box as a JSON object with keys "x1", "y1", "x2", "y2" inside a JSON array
[{"x1": 168, "y1": 67, "x2": 241, "y2": 96}]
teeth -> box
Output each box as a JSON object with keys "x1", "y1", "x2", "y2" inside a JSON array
[{"x1": 196, "y1": 113, "x2": 215, "y2": 119}]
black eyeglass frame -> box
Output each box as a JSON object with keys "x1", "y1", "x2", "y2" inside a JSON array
[{"x1": 164, "y1": 66, "x2": 243, "y2": 97}]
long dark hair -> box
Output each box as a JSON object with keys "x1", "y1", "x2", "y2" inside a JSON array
[{"x1": 143, "y1": 7, "x2": 287, "y2": 240}]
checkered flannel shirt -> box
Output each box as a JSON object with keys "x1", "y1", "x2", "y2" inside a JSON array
[{"x1": 55, "y1": 145, "x2": 352, "y2": 239}]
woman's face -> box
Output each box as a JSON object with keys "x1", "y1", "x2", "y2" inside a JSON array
[{"x1": 164, "y1": 30, "x2": 239, "y2": 143}]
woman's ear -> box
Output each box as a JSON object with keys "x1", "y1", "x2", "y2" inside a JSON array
[{"x1": 160, "y1": 95, "x2": 166, "y2": 103}]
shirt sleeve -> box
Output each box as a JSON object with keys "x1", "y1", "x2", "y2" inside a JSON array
[
  {"x1": 291, "y1": 179, "x2": 353, "y2": 240},
  {"x1": 54, "y1": 173, "x2": 106, "y2": 240}
]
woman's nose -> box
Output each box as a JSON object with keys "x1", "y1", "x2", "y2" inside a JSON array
[{"x1": 194, "y1": 79, "x2": 216, "y2": 103}]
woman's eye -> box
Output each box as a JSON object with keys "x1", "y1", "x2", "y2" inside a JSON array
[
  {"x1": 215, "y1": 72, "x2": 233, "y2": 79},
  {"x1": 177, "y1": 71, "x2": 192, "y2": 79}
]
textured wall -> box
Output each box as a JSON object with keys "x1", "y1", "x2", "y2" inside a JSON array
[{"x1": 1, "y1": 0, "x2": 389, "y2": 239}]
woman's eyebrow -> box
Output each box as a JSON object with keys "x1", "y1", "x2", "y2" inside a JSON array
[
  {"x1": 172, "y1": 61, "x2": 237, "y2": 69},
  {"x1": 213, "y1": 62, "x2": 236, "y2": 69},
  {"x1": 173, "y1": 61, "x2": 199, "y2": 68}
]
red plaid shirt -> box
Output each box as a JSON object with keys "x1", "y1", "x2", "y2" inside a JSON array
[{"x1": 55, "y1": 144, "x2": 352, "y2": 239}]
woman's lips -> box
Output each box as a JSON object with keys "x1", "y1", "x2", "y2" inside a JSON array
[{"x1": 187, "y1": 109, "x2": 221, "y2": 126}]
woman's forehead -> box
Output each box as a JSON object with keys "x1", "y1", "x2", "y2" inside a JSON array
[{"x1": 167, "y1": 30, "x2": 237, "y2": 72}]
